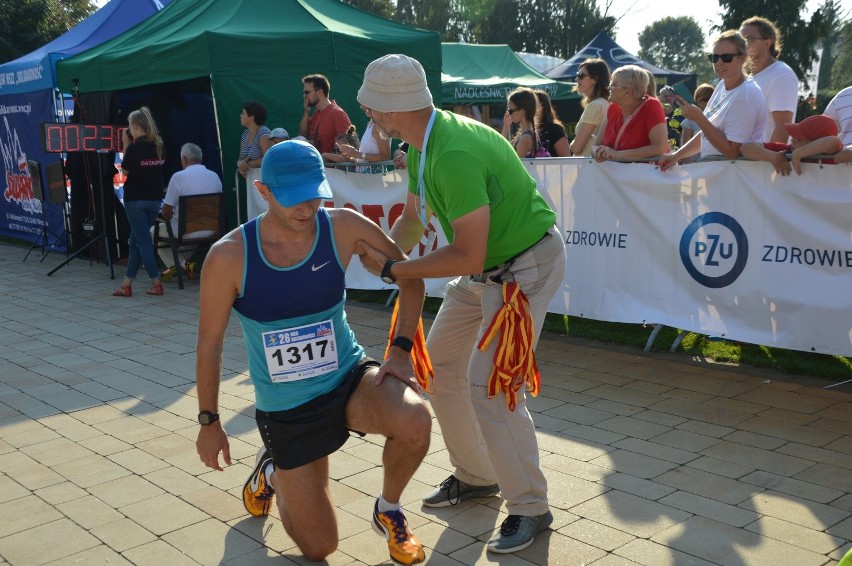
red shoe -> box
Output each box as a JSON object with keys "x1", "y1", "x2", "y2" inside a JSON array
[
  {"x1": 112, "y1": 283, "x2": 132, "y2": 297},
  {"x1": 146, "y1": 283, "x2": 164, "y2": 296}
]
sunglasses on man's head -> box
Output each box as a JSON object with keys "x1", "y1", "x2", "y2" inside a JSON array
[{"x1": 708, "y1": 53, "x2": 739, "y2": 63}]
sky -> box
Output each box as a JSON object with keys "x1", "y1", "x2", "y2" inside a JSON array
[{"x1": 608, "y1": 0, "x2": 824, "y2": 55}]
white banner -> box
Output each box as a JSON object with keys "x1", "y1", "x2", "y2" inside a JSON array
[
  {"x1": 326, "y1": 160, "x2": 852, "y2": 357},
  {"x1": 323, "y1": 168, "x2": 452, "y2": 297}
]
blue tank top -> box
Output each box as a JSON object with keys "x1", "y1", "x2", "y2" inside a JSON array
[{"x1": 233, "y1": 209, "x2": 364, "y2": 411}]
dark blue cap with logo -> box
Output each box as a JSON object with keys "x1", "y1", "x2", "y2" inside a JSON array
[{"x1": 260, "y1": 140, "x2": 332, "y2": 207}]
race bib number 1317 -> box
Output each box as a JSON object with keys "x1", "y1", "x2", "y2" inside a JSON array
[{"x1": 262, "y1": 320, "x2": 338, "y2": 383}]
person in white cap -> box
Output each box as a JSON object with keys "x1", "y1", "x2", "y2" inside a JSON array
[
  {"x1": 195, "y1": 140, "x2": 430, "y2": 565},
  {"x1": 356, "y1": 53, "x2": 566, "y2": 554}
]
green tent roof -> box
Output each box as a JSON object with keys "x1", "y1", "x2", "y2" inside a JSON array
[
  {"x1": 441, "y1": 43, "x2": 579, "y2": 105},
  {"x1": 56, "y1": 0, "x2": 440, "y2": 225},
  {"x1": 57, "y1": 0, "x2": 441, "y2": 96}
]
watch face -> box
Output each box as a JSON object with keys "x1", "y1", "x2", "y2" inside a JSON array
[{"x1": 198, "y1": 412, "x2": 218, "y2": 425}]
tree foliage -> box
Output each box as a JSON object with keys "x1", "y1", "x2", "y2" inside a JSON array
[
  {"x1": 638, "y1": 16, "x2": 715, "y2": 84},
  {"x1": 0, "y1": 0, "x2": 96, "y2": 62},
  {"x1": 829, "y1": 19, "x2": 852, "y2": 91},
  {"x1": 716, "y1": 0, "x2": 827, "y2": 86},
  {"x1": 390, "y1": 0, "x2": 616, "y2": 59},
  {"x1": 812, "y1": 0, "x2": 850, "y2": 93},
  {"x1": 341, "y1": 0, "x2": 394, "y2": 20}
]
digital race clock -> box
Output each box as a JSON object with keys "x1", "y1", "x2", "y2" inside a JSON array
[{"x1": 41, "y1": 123, "x2": 129, "y2": 153}]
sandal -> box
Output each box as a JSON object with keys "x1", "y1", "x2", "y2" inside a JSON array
[
  {"x1": 160, "y1": 267, "x2": 175, "y2": 282},
  {"x1": 183, "y1": 261, "x2": 197, "y2": 280},
  {"x1": 146, "y1": 282, "x2": 164, "y2": 296},
  {"x1": 112, "y1": 283, "x2": 132, "y2": 297}
]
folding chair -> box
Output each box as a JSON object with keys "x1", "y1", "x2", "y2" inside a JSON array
[
  {"x1": 153, "y1": 193, "x2": 225, "y2": 289},
  {"x1": 23, "y1": 160, "x2": 69, "y2": 262}
]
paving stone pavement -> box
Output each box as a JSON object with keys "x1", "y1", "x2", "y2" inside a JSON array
[{"x1": 1, "y1": 243, "x2": 850, "y2": 566}]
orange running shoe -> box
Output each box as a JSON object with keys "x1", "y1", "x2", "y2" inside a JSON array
[
  {"x1": 242, "y1": 447, "x2": 274, "y2": 517},
  {"x1": 371, "y1": 500, "x2": 425, "y2": 565}
]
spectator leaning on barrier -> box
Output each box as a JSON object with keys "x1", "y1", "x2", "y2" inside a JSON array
[
  {"x1": 740, "y1": 114, "x2": 844, "y2": 175},
  {"x1": 740, "y1": 16, "x2": 799, "y2": 143},
  {"x1": 503, "y1": 87, "x2": 546, "y2": 158},
  {"x1": 824, "y1": 86, "x2": 852, "y2": 145},
  {"x1": 592, "y1": 64, "x2": 669, "y2": 163},
  {"x1": 299, "y1": 74, "x2": 353, "y2": 154},
  {"x1": 534, "y1": 89, "x2": 570, "y2": 157},
  {"x1": 659, "y1": 86, "x2": 684, "y2": 151},
  {"x1": 570, "y1": 58, "x2": 611, "y2": 156},
  {"x1": 660, "y1": 30, "x2": 767, "y2": 170}
]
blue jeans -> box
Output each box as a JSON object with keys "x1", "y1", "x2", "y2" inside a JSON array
[{"x1": 123, "y1": 199, "x2": 161, "y2": 281}]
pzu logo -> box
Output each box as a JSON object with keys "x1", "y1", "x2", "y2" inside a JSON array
[{"x1": 679, "y1": 212, "x2": 748, "y2": 288}]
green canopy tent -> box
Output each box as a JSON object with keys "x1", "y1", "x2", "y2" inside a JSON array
[
  {"x1": 57, "y1": 0, "x2": 441, "y2": 224},
  {"x1": 441, "y1": 43, "x2": 579, "y2": 105}
]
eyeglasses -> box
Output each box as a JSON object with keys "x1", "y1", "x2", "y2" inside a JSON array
[
  {"x1": 575, "y1": 73, "x2": 589, "y2": 81},
  {"x1": 744, "y1": 36, "x2": 768, "y2": 43},
  {"x1": 608, "y1": 84, "x2": 626, "y2": 90},
  {"x1": 506, "y1": 108, "x2": 520, "y2": 114},
  {"x1": 708, "y1": 53, "x2": 740, "y2": 63}
]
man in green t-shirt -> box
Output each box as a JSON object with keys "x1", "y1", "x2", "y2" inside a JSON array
[{"x1": 356, "y1": 54, "x2": 567, "y2": 554}]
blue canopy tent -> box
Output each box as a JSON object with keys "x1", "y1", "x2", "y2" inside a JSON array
[
  {"x1": 547, "y1": 32, "x2": 697, "y2": 92},
  {"x1": 0, "y1": 0, "x2": 170, "y2": 250}
]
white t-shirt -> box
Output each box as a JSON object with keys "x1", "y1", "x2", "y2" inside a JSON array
[
  {"x1": 751, "y1": 60, "x2": 799, "y2": 142},
  {"x1": 824, "y1": 86, "x2": 852, "y2": 145},
  {"x1": 359, "y1": 121, "x2": 381, "y2": 156},
  {"x1": 700, "y1": 77, "x2": 767, "y2": 158},
  {"x1": 163, "y1": 163, "x2": 223, "y2": 234}
]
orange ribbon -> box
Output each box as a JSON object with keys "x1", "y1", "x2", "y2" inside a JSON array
[
  {"x1": 477, "y1": 282, "x2": 540, "y2": 411},
  {"x1": 385, "y1": 300, "x2": 434, "y2": 393}
]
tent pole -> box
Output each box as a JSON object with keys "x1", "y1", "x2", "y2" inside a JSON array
[{"x1": 208, "y1": 75, "x2": 239, "y2": 225}]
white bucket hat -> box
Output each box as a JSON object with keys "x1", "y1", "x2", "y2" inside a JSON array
[{"x1": 357, "y1": 54, "x2": 433, "y2": 112}]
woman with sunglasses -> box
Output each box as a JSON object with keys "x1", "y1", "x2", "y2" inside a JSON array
[
  {"x1": 238, "y1": 101, "x2": 273, "y2": 219},
  {"x1": 660, "y1": 31, "x2": 767, "y2": 170},
  {"x1": 569, "y1": 58, "x2": 610, "y2": 157},
  {"x1": 502, "y1": 87, "x2": 544, "y2": 158},
  {"x1": 592, "y1": 64, "x2": 669, "y2": 163}
]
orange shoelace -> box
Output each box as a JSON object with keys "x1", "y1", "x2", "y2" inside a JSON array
[
  {"x1": 385, "y1": 301, "x2": 434, "y2": 393},
  {"x1": 477, "y1": 282, "x2": 540, "y2": 411}
]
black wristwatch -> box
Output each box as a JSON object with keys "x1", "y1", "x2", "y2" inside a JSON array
[
  {"x1": 391, "y1": 336, "x2": 414, "y2": 353},
  {"x1": 198, "y1": 411, "x2": 220, "y2": 426},
  {"x1": 381, "y1": 259, "x2": 398, "y2": 284}
]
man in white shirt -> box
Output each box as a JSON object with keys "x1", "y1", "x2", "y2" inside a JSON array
[
  {"x1": 153, "y1": 142, "x2": 222, "y2": 271},
  {"x1": 740, "y1": 16, "x2": 799, "y2": 143},
  {"x1": 825, "y1": 87, "x2": 852, "y2": 145}
]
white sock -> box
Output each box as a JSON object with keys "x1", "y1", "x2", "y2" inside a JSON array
[
  {"x1": 377, "y1": 495, "x2": 401, "y2": 513},
  {"x1": 263, "y1": 461, "x2": 274, "y2": 486}
]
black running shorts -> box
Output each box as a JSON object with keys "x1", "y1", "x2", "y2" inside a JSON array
[{"x1": 255, "y1": 357, "x2": 378, "y2": 470}]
